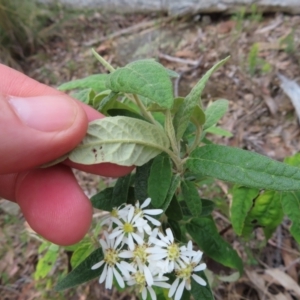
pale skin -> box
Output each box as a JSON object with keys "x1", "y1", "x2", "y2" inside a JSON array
[{"x1": 0, "y1": 63, "x2": 133, "y2": 246}]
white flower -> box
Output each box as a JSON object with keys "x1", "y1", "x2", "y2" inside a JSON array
[
  {"x1": 125, "y1": 266, "x2": 170, "y2": 300},
  {"x1": 100, "y1": 204, "x2": 131, "y2": 231},
  {"x1": 119, "y1": 228, "x2": 161, "y2": 285},
  {"x1": 147, "y1": 229, "x2": 197, "y2": 273},
  {"x1": 91, "y1": 232, "x2": 135, "y2": 289},
  {"x1": 168, "y1": 251, "x2": 207, "y2": 300},
  {"x1": 134, "y1": 198, "x2": 163, "y2": 226},
  {"x1": 109, "y1": 205, "x2": 150, "y2": 250}
]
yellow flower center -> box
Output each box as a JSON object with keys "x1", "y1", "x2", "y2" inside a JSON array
[
  {"x1": 104, "y1": 248, "x2": 119, "y2": 267},
  {"x1": 134, "y1": 271, "x2": 146, "y2": 292},
  {"x1": 133, "y1": 244, "x2": 148, "y2": 264},
  {"x1": 134, "y1": 207, "x2": 143, "y2": 217},
  {"x1": 176, "y1": 264, "x2": 193, "y2": 279},
  {"x1": 167, "y1": 243, "x2": 180, "y2": 261},
  {"x1": 123, "y1": 222, "x2": 134, "y2": 233},
  {"x1": 110, "y1": 208, "x2": 118, "y2": 218}
]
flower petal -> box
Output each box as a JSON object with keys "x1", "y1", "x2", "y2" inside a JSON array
[
  {"x1": 127, "y1": 233, "x2": 135, "y2": 250},
  {"x1": 175, "y1": 279, "x2": 186, "y2": 300},
  {"x1": 119, "y1": 250, "x2": 134, "y2": 258},
  {"x1": 113, "y1": 267, "x2": 125, "y2": 288},
  {"x1": 141, "y1": 197, "x2": 151, "y2": 209},
  {"x1": 145, "y1": 215, "x2": 161, "y2": 226},
  {"x1": 147, "y1": 286, "x2": 156, "y2": 300},
  {"x1": 105, "y1": 267, "x2": 113, "y2": 289},
  {"x1": 143, "y1": 208, "x2": 163, "y2": 215},
  {"x1": 166, "y1": 228, "x2": 174, "y2": 243},
  {"x1": 144, "y1": 265, "x2": 154, "y2": 286},
  {"x1": 192, "y1": 274, "x2": 207, "y2": 286},
  {"x1": 194, "y1": 263, "x2": 207, "y2": 272},
  {"x1": 91, "y1": 260, "x2": 104, "y2": 270},
  {"x1": 169, "y1": 277, "x2": 179, "y2": 298},
  {"x1": 99, "y1": 264, "x2": 107, "y2": 283}
]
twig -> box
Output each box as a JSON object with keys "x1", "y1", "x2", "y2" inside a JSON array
[
  {"x1": 268, "y1": 239, "x2": 300, "y2": 256},
  {"x1": 158, "y1": 53, "x2": 199, "y2": 66},
  {"x1": 84, "y1": 17, "x2": 173, "y2": 46},
  {"x1": 174, "y1": 56, "x2": 203, "y2": 97}
]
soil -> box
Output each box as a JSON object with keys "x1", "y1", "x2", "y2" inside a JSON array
[{"x1": 1, "y1": 9, "x2": 300, "y2": 300}]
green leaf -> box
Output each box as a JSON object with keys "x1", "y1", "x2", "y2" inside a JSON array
[
  {"x1": 34, "y1": 246, "x2": 59, "y2": 280},
  {"x1": 135, "y1": 160, "x2": 153, "y2": 201},
  {"x1": 58, "y1": 74, "x2": 108, "y2": 92},
  {"x1": 106, "y1": 59, "x2": 174, "y2": 109},
  {"x1": 148, "y1": 154, "x2": 172, "y2": 207},
  {"x1": 70, "y1": 88, "x2": 95, "y2": 104},
  {"x1": 107, "y1": 108, "x2": 145, "y2": 121},
  {"x1": 161, "y1": 174, "x2": 181, "y2": 212},
  {"x1": 165, "y1": 196, "x2": 183, "y2": 221},
  {"x1": 284, "y1": 153, "x2": 300, "y2": 168},
  {"x1": 92, "y1": 90, "x2": 111, "y2": 108},
  {"x1": 203, "y1": 99, "x2": 229, "y2": 130},
  {"x1": 165, "y1": 68, "x2": 179, "y2": 78},
  {"x1": 201, "y1": 199, "x2": 215, "y2": 216},
  {"x1": 191, "y1": 272, "x2": 214, "y2": 300},
  {"x1": 191, "y1": 105, "x2": 206, "y2": 126},
  {"x1": 187, "y1": 217, "x2": 243, "y2": 275},
  {"x1": 186, "y1": 145, "x2": 300, "y2": 191},
  {"x1": 242, "y1": 191, "x2": 283, "y2": 239},
  {"x1": 181, "y1": 180, "x2": 202, "y2": 217},
  {"x1": 205, "y1": 126, "x2": 233, "y2": 137},
  {"x1": 112, "y1": 174, "x2": 132, "y2": 207},
  {"x1": 280, "y1": 191, "x2": 300, "y2": 244},
  {"x1": 56, "y1": 248, "x2": 103, "y2": 291},
  {"x1": 230, "y1": 186, "x2": 260, "y2": 235},
  {"x1": 91, "y1": 187, "x2": 113, "y2": 211},
  {"x1": 71, "y1": 243, "x2": 95, "y2": 269},
  {"x1": 69, "y1": 116, "x2": 170, "y2": 167},
  {"x1": 97, "y1": 91, "x2": 119, "y2": 114},
  {"x1": 173, "y1": 57, "x2": 229, "y2": 141}
]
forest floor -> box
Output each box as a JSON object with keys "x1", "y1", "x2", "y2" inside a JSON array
[{"x1": 1, "y1": 8, "x2": 300, "y2": 300}]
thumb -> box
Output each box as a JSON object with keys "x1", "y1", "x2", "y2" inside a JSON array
[{"x1": 0, "y1": 93, "x2": 88, "y2": 174}]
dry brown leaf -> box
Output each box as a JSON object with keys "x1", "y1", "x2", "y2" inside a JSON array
[
  {"x1": 217, "y1": 20, "x2": 236, "y2": 34},
  {"x1": 273, "y1": 292, "x2": 293, "y2": 300},
  {"x1": 265, "y1": 268, "x2": 300, "y2": 297}
]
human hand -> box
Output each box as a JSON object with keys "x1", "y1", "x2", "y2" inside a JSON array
[{"x1": 0, "y1": 64, "x2": 133, "y2": 245}]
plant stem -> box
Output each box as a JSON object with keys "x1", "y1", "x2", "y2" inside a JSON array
[
  {"x1": 133, "y1": 94, "x2": 157, "y2": 125},
  {"x1": 165, "y1": 110, "x2": 180, "y2": 157},
  {"x1": 91, "y1": 48, "x2": 115, "y2": 72},
  {"x1": 164, "y1": 148, "x2": 183, "y2": 173}
]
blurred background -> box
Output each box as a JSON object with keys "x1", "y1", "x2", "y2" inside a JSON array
[{"x1": 0, "y1": 0, "x2": 300, "y2": 299}]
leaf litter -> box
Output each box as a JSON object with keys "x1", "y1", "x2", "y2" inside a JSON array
[{"x1": 1, "y1": 8, "x2": 300, "y2": 300}]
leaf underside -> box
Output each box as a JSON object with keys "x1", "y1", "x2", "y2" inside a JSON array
[{"x1": 68, "y1": 116, "x2": 170, "y2": 166}]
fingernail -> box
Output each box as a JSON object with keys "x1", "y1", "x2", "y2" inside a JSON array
[{"x1": 9, "y1": 95, "x2": 78, "y2": 132}]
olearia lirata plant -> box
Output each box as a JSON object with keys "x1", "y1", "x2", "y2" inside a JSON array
[{"x1": 49, "y1": 49, "x2": 300, "y2": 300}]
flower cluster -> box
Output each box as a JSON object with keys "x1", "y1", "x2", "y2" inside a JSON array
[{"x1": 91, "y1": 198, "x2": 207, "y2": 300}]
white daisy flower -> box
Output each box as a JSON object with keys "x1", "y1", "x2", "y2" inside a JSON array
[
  {"x1": 109, "y1": 205, "x2": 150, "y2": 250},
  {"x1": 134, "y1": 198, "x2": 163, "y2": 226},
  {"x1": 125, "y1": 266, "x2": 170, "y2": 300},
  {"x1": 100, "y1": 204, "x2": 130, "y2": 231},
  {"x1": 119, "y1": 235, "x2": 156, "y2": 286},
  {"x1": 91, "y1": 231, "x2": 135, "y2": 289},
  {"x1": 168, "y1": 251, "x2": 207, "y2": 300},
  {"x1": 146, "y1": 228, "x2": 197, "y2": 273}
]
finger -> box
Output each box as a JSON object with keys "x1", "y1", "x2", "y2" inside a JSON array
[
  {"x1": 0, "y1": 92, "x2": 88, "y2": 174},
  {"x1": 0, "y1": 64, "x2": 134, "y2": 176},
  {"x1": 15, "y1": 165, "x2": 92, "y2": 245}
]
